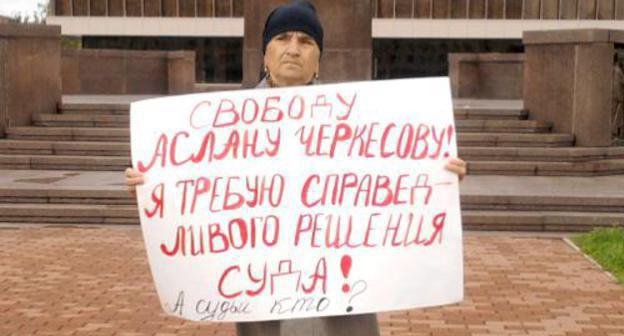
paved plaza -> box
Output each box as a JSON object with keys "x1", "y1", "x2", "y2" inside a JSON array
[{"x1": 0, "y1": 226, "x2": 622, "y2": 336}]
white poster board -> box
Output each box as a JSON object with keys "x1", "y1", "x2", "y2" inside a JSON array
[{"x1": 131, "y1": 77, "x2": 464, "y2": 322}]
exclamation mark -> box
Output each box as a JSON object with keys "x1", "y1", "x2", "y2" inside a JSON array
[
  {"x1": 340, "y1": 255, "x2": 352, "y2": 293},
  {"x1": 443, "y1": 125, "x2": 454, "y2": 158}
]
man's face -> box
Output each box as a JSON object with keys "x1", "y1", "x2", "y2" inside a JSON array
[{"x1": 264, "y1": 31, "x2": 321, "y2": 87}]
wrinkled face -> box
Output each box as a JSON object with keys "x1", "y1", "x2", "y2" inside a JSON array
[{"x1": 264, "y1": 31, "x2": 321, "y2": 87}]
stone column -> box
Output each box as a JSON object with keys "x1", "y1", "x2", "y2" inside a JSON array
[
  {"x1": 0, "y1": 23, "x2": 62, "y2": 136},
  {"x1": 167, "y1": 50, "x2": 196, "y2": 94},
  {"x1": 448, "y1": 53, "x2": 524, "y2": 99},
  {"x1": 242, "y1": 0, "x2": 372, "y2": 88},
  {"x1": 523, "y1": 29, "x2": 620, "y2": 147}
]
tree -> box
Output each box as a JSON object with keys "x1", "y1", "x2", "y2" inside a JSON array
[{"x1": 10, "y1": 1, "x2": 49, "y2": 24}]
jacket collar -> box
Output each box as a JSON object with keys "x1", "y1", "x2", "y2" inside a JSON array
[{"x1": 256, "y1": 77, "x2": 271, "y2": 88}]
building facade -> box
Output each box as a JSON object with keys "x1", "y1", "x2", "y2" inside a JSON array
[{"x1": 48, "y1": 0, "x2": 624, "y2": 82}]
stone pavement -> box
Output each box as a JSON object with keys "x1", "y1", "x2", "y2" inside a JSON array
[{"x1": 1, "y1": 226, "x2": 623, "y2": 336}]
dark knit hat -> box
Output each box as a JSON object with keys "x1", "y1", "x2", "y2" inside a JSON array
[{"x1": 262, "y1": 0, "x2": 324, "y2": 54}]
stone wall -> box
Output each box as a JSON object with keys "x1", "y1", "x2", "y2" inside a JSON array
[
  {"x1": 448, "y1": 53, "x2": 523, "y2": 99},
  {"x1": 81, "y1": 36, "x2": 243, "y2": 83},
  {"x1": 62, "y1": 48, "x2": 195, "y2": 94},
  {"x1": 55, "y1": 0, "x2": 243, "y2": 16},
  {"x1": 0, "y1": 23, "x2": 61, "y2": 136},
  {"x1": 523, "y1": 29, "x2": 619, "y2": 147},
  {"x1": 373, "y1": 0, "x2": 623, "y2": 19},
  {"x1": 54, "y1": 0, "x2": 624, "y2": 20}
]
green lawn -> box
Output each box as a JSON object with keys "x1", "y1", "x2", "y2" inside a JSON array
[{"x1": 572, "y1": 227, "x2": 624, "y2": 285}]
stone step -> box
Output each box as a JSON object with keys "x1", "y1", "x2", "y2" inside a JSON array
[
  {"x1": 459, "y1": 146, "x2": 624, "y2": 162},
  {"x1": 2, "y1": 185, "x2": 622, "y2": 213},
  {"x1": 1, "y1": 171, "x2": 620, "y2": 231},
  {"x1": 0, "y1": 140, "x2": 129, "y2": 156},
  {"x1": 5, "y1": 155, "x2": 617, "y2": 174},
  {"x1": 458, "y1": 133, "x2": 573, "y2": 147},
  {"x1": 60, "y1": 102, "x2": 528, "y2": 120},
  {"x1": 463, "y1": 210, "x2": 624, "y2": 232},
  {"x1": 0, "y1": 203, "x2": 620, "y2": 231},
  {"x1": 33, "y1": 113, "x2": 129, "y2": 127},
  {"x1": 3, "y1": 144, "x2": 605, "y2": 174},
  {"x1": 456, "y1": 120, "x2": 551, "y2": 133},
  {"x1": 35, "y1": 113, "x2": 548, "y2": 131},
  {"x1": 0, "y1": 203, "x2": 138, "y2": 225},
  {"x1": 3, "y1": 142, "x2": 590, "y2": 159},
  {"x1": 60, "y1": 102, "x2": 130, "y2": 115},
  {"x1": 5, "y1": 127, "x2": 571, "y2": 146},
  {"x1": 461, "y1": 194, "x2": 624, "y2": 213},
  {"x1": 2, "y1": 140, "x2": 592, "y2": 159},
  {"x1": 467, "y1": 159, "x2": 624, "y2": 176},
  {"x1": 6, "y1": 127, "x2": 129, "y2": 141},
  {"x1": 0, "y1": 155, "x2": 130, "y2": 170},
  {"x1": 0, "y1": 187, "x2": 134, "y2": 204},
  {"x1": 453, "y1": 107, "x2": 528, "y2": 120}
]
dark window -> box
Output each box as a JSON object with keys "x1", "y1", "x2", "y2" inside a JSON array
[
  {"x1": 373, "y1": 38, "x2": 524, "y2": 79},
  {"x1": 82, "y1": 36, "x2": 243, "y2": 83}
]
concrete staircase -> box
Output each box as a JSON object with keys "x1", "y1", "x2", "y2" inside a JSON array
[
  {"x1": 1, "y1": 171, "x2": 623, "y2": 231},
  {"x1": 0, "y1": 96, "x2": 623, "y2": 231},
  {"x1": 0, "y1": 171, "x2": 137, "y2": 225},
  {"x1": 1, "y1": 99, "x2": 623, "y2": 175},
  {"x1": 461, "y1": 175, "x2": 624, "y2": 231}
]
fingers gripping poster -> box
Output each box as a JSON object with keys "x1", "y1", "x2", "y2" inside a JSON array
[{"x1": 130, "y1": 77, "x2": 464, "y2": 322}]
